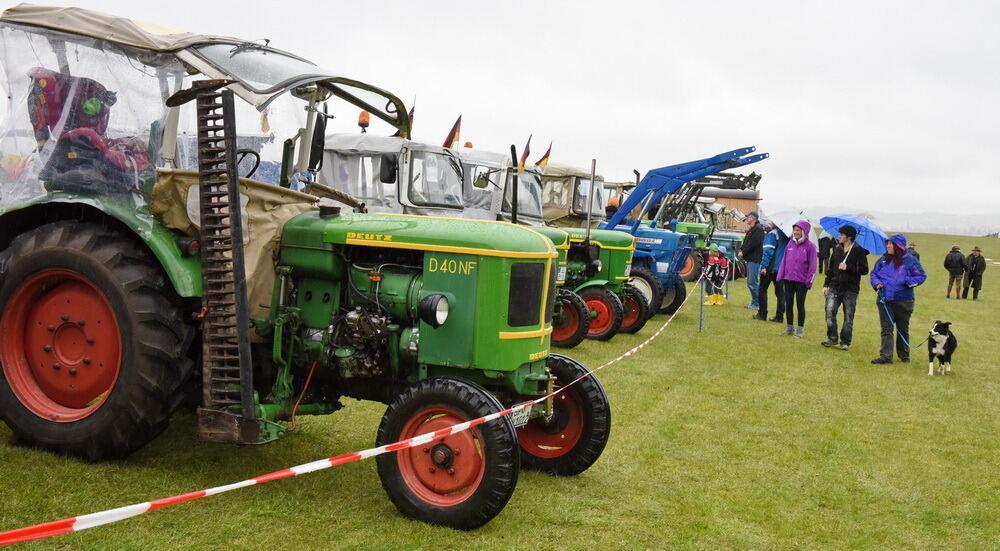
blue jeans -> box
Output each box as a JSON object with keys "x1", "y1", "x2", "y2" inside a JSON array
[
  {"x1": 746, "y1": 261, "x2": 760, "y2": 307},
  {"x1": 825, "y1": 289, "x2": 858, "y2": 346}
]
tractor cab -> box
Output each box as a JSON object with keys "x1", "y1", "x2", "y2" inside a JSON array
[
  {"x1": 539, "y1": 162, "x2": 607, "y2": 228},
  {"x1": 321, "y1": 133, "x2": 474, "y2": 218}
]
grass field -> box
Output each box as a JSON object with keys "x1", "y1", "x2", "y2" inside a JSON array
[{"x1": 1, "y1": 231, "x2": 998, "y2": 550}]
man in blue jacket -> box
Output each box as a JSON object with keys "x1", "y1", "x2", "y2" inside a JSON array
[
  {"x1": 870, "y1": 234, "x2": 927, "y2": 364},
  {"x1": 755, "y1": 220, "x2": 787, "y2": 322}
]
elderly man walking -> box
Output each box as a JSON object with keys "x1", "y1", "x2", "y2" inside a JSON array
[
  {"x1": 944, "y1": 244, "x2": 965, "y2": 299},
  {"x1": 739, "y1": 211, "x2": 765, "y2": 310},
  {"x1": 962, "y1": 246, "x2": 987, "y2": 300}
]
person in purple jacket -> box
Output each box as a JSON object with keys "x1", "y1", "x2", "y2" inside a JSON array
[
  {"x1": 870, "y1": 234, "x2": 927, "y2": 364},
  {"x1": 776, "y1": 220, "x2": 818, "y2": 338}
]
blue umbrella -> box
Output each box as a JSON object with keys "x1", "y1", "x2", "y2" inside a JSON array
[{"x1": 819, "y1": 214, "x2": 889, "y2": 255}]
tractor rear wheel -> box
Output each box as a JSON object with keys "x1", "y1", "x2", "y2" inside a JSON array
[
  {"x1": 0, "y1": 222, "x2": 194, "y2": 460},
  {"x1": 376, "y1": 377, "x2": 519, "y2": 530},
  {"x1": 627, "y1": 265, "x2": 663, "y2": 321},
  {"x1": 551, "y1": 289, "x2": 589, "y2": 349},
  {"x1": 679, "y1": 252, "x2": 704, "y2": 282},
  {"x1": 579, "y1": 286, "x2": 623, "y2": 341},
  {"x1": 658, "y1": 280, "x2": 688, "y2": 315},
  {"x1": 619, "y1": 284, "x2": 650, "y2": 334},
  {"x1": 517, "y1": 354, "x2": 610, "y2": 476}
]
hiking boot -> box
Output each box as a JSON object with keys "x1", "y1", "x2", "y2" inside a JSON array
[
  {"x1": 839, "y1": 343, "x2": 850, "y2": 351},
  {"x1": 821, "y1": 339, "x2": 838, "y2": 347},
  {"x1": 768, "y1": 316, "x2": 783, "y2": 323},
  {"x1": 752, "y1": 313, "x2": 767, "y2": 321},
  {"x1": 778, "y1": 325, "x2": 794, "y2": 336},
  {"x1": 871, "y1": 357, "x2": 892, "y2": 364},
  {"x1": 900, "y1": 358, "x2": 910, "y2": 363},
  {"x1": 794, "y1": 326, "x2": 805, "y2": 338}
]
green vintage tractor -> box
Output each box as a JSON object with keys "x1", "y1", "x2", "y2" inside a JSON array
[{"x1": 0, "y1": 6, "x2": 610, "y2": 530}]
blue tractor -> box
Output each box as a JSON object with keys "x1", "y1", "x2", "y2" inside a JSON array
[{"x1": 599, "y1": 147, "x2": 769, "y2": 314}]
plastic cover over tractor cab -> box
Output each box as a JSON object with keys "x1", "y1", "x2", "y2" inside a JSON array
[
  {"x1": 539, "y1": 162, "x2": 606, "y2": 227},
  {"x1": 450, "y1": 146, "x2": 545, "y2": 225}
]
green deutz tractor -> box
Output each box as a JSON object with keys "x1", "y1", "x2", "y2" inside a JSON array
[{"x1": 0, "y1": 6, "x2": 610, "y2": 530}]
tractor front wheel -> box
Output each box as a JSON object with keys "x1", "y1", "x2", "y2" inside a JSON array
[
  {"x1": 376, "y1": 378, "x2": 519, "y2": 530},
  {"x1": 627, "y1": 265, "x2": 663, "y2": 321},
  {"x1": 517, "y1": 354, "x2": 610, "y2": 476},
  {"x1": 579, "y1": 286, "x2": 623, "y2": 341},
  {"x1": 658, "y1": 280, "x2": 688, "y2": 315},
  {"x1": 0, "y1": 222, "x2": 194, "y2": 460},
  {"x1": 551, "y1": 289, "x2": 589, "y2": 349},
  {"x1": 619, "y1": 284, "x2": 650, "y2": 334}
]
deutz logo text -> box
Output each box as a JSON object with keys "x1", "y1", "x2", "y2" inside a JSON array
[{"x1": 347, "y1": 232, "x2": 393, "y2": 242}]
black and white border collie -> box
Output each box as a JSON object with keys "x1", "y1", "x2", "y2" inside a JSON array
[{"x1": 928, "y1": 321, "x2": 958, "y2": 376}]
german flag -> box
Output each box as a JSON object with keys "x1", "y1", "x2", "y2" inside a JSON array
[
  {"x1": 535, "y1": 141, "x2": 552, "y2": 167},
  {"x1": 442, "y1": 115, "x2": 461, "y2": 148},
  {"x1": 517, "y1": 134, "x2": 532, "y2": 174}
]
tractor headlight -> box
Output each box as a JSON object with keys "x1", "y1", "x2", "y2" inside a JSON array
[{"x1": 419, "y1": 294, "x2": 449, "y2": 328}]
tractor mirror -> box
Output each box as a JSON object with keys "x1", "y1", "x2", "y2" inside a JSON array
[
  {"x1": 473, "y1": 173, "x2": 490, "y2": 189},
  {"x1": 380, "y1": 154, "x2": 397, "y2": 183}
]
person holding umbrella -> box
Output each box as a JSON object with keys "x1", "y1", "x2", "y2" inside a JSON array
[
  {"x1": 820, "y1": 225, "x2": 869, "y2": 351},
  {"x1": 870, "y1": 234, "x2": 927, "y2": 364},
  {"x1": 776, "y1": 220, "x2": 818, "y2": 338}
]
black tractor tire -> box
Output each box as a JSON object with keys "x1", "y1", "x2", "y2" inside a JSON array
[
  {"x1": 680, "y1": 252, "x2": 704, "y2": 282},
  {"x1": 627, "y1": 265, "x2": 664, "y2": 321},
  {"x1": 376, "y1": 377, "x2": 519, "y2": 530},
  {"x1": 658, "y1": 280, "x2": 688, "y2": 315},
  {"x1": 619, "y1": 283, "x2": 650, "y2": 334},
  {"x1": 551, "y1": 289, "x2": 589, "y2": 349},
  {"x1": 517, "y1": 354, "x2": 610, "y2": 476},
  {"x1": 731, "y1": 259, "x2": 747, "y2": 280},
  {"x1": 0, "y1": 222, "x2": 194, "y2": 461},
  {"x1": 578, "y1": 286, "x2": 624, "y2": 341}
]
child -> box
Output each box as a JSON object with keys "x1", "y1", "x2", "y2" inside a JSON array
[{"x1": 703, "y1": 244, "x2": 730, "y2": 305}]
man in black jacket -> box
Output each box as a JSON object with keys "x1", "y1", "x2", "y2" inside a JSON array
[
  {"x1": 962, "y1": 246, "x2": 987, "y2": 300},
  {"x1": 820, "y1": 225, "x2": 869, "y2": 351},
  {"x1": 943, "y1": 244, "x2": 965, "y2": 299},
  {"x1": 739, "y1": 211, "x2": 765, "y2": 310}
]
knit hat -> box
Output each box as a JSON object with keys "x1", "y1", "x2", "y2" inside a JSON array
[
  {"x1": 709, "y1": 243, "x2": 719, "y2": 251},
  {"x1": 838, "y1": 225, "x2": 857, "y2": 239}
]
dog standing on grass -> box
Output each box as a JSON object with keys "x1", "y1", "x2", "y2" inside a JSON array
[{"x1": 928, "y1": 321, "x2": 958, "y2": 375}]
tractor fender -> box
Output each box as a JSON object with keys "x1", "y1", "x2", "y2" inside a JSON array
[
  {"x1": 0, "y1": 198, "x2": 201, "y2": 297},
  {"x1": 572, "y1": 279, "x2": 611, "y2": 293}
]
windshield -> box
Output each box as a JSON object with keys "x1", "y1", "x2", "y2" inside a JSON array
[
  {"x1": 191, "y1": 43, "x2": 326, "y2": 94},
  {"x1": 322, "y1": 151, "x2": 399, "y2": 210},
  {"x1": 503, "y1": 171, "x2": 543, "y2": 218},
  {"x1": 573, "y1": 177, "x2": 606, "y2": 217},
  {"x1": 407, "y1": 150, "x2": 463, "y2": 208}
]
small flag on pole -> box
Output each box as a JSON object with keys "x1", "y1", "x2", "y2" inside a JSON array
[
  {"x1": 518, "y1": 134, "x2": 532, "y2": 174},
  {"x1": 443, "y1": 115, "x2": 462, "y2": 148},
  {"x1": 392, "y1": 105, "x2": 415, "y2": 138},
  {"x1": 535, "y1": 141, "x2": 552, "y2": 167}
]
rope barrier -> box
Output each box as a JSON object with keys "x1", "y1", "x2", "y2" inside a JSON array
[{"x1": 0, "y1": 275, "x2": 707, "y2": 547}]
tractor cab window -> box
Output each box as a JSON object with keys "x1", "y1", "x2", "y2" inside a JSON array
[
  {"x1": 192, "y1": 43, "x2": 325, "y2": 95},
  {"x1": 541, "y1": 176, "x2": 572, "y2": 210},
  {"x1": 462, "y1": 162, "x2": 498, "y2": 210},
  {"x1": 573, "y1": 177, "x2": 606, "y2": 218},
  {"x1": 502, "y1": 170, "x2": 543, "y2": 218},
  {"x1": 406, "y1": 150, "x2": 462, "y2": 208},
  {"x1": 0, "y1": 25, "x2": 183, "y2": 204},
  {"x1": 323, "y1": 151, "x2": 398, "y2": 210}
]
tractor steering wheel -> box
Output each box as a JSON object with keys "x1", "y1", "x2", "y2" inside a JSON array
[{"x1": 235, "y1": 149, "x2": 260, "y2": 179}]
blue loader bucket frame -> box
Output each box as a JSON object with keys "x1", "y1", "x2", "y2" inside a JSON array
[{"x1": 599, "y1": 146, "x2": 769, "y2": 313}]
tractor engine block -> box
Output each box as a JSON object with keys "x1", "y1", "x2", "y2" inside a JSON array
[{"x1": 332, "y1": 307, "x2": 390, "y2": 378}]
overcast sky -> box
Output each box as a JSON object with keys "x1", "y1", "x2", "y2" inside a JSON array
[{"x1": 6, "y1": 1, "x2": 998, "y2": 216}]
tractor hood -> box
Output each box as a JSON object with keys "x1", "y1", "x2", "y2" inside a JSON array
[
  {"x1": 561, "y1": 227, "x2": 635, "y2": 251},
  {"x1": 322, "y1": 213, "x2": 556, "y2": 259}
]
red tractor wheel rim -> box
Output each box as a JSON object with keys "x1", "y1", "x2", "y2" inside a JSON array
[
  {"x1": 552, "y1": 300, "x2": 582, "y2": 342},
  {"x1": 518, "y1": 389, "x2": 584, "y2": 458},
  {"x1": 621, "y1": 293, "x2": 641, "y2": 328},
  {"x1": 584, "y1": 295, "x2": 613, "y2": 334},
  {"x1": 679, "y1": 255, "x2": 696, "y2": 278},
  {"x1": 397, "y1": 406, "x2": 485, "y2": 507},
  {"x1": 0, "y1": 270, "x2": 122, "y2": 422}
]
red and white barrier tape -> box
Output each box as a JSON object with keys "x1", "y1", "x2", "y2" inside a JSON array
[{"x1": 0, "y1": 276, "x2": 703, "y2": 547}]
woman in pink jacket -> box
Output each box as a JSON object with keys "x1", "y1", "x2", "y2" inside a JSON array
[{"x1": 776, "y1": 220, "x2": 818, "y2": 338}]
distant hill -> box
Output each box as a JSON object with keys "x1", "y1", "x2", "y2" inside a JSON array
[{"x1": 759, "y1": 202, "x2": 1000, "y2": 237}]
